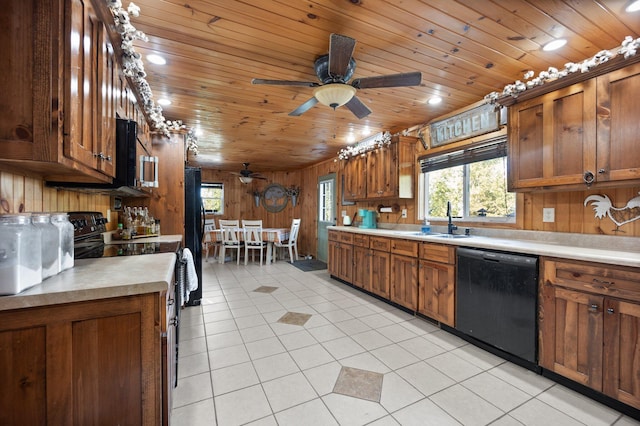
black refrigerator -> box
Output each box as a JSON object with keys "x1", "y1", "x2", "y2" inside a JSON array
[{"x1": 184, "y1": 167, "x2": 203, "y2": 306}]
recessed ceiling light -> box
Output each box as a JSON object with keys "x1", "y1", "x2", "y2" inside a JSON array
[
  {"x1": 542, "y1": 39, "x2": 567, "y2": 52},
  {"x1": 626, "y1": 0, "x2": 640, "y2": 12},
  {"x1": 157, "y1": 98, "x2": 171, "y2": 106},
  {"x1": 427, "y1": 96, "x2": 442, "y2": 105},
  {"x1": 147, "y1": 54, "x2": 166, "y2": 65}
]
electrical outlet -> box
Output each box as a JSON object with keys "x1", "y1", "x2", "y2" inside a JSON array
[
  {"x1": 401, "y1": 209, "x2": 407, "y2": 218},
  {"x1": 341, "y1": 210, "x2": 347, "y2": 217},
  {"x1": 543, "y1": 207, "x2": 555, "y2": 223}
]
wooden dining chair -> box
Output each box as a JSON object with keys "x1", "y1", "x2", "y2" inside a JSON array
[
  {"x1": 219, "y1": 219, "x2": 243, "y2": 264},
  {"x1": 202, "y1": 219, "x2": 221, "y2": 262},
  {"x1": 242, "y1": 220, "x2": 267, "y2": 265},
  {"x1": 274, "y1": 218, "x2": 301, "y2": 263}
]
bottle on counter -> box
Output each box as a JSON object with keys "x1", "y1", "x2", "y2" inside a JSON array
[
  {"x1": 0, "y1": 213, "x2": 42, "y2": 295},
  {"x1": 51, "y1": 212, "x2": 74, "y2": 271},
  {"x1": 31, "y1": 212, "x2": 60, "y2": 279},
  {"x1": 421, "y1": 219, "x2": 431, "y2": 234}
]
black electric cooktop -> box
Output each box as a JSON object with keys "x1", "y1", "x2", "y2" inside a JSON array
[{"x1": 76, "y1": 241, "x2": 181, "y2": 259}]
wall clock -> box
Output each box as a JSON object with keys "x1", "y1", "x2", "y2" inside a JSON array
[{"x1": 262, "y1": 183, "x2": 288, "y2": 213}]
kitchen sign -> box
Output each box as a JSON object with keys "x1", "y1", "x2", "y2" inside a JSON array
[{"x1": 429, "y1": 103, "x2": 500, "y2": 148}]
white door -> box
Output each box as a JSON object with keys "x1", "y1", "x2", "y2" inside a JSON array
[{"x1": 317, "y1": 173, "x2": 336, "y2": 262}]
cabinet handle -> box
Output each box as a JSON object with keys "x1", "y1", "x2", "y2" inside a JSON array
[
  {"x1": 607, "y1": 308, "x2": 615, "y2": 314},
  {"x1": 588, "y1": 304, "x2": 599, "y2": 313},
  {"x1": 597, "y1": 168, "x2": 606, "y2": 174},
  {"x1": 583, "y1": 171, "x2": 595, "y2": 186},
  {"x1": 592, "y1": 278, "x2": 614, "y2": 287}
]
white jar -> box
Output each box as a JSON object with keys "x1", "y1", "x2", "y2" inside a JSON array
[
  {"x1": 51, "y1": 213, "x2": 74, "y2": 271},
  {"x1": 31, "y1": 212, "x2": 60, "y2": 279},
  {"x1": 0, "y1": 214, "x2": 42, "y2": 295}
]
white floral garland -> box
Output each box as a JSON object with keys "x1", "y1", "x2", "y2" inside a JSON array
[
  {"x1": 105, "y1": 1, "x2": 198, "y2": 153},
  {"x1": 337, "y1": 131, "x2": 392, "y2": 160},
  {"x1": 485, "y1": 36, "x2": 640, "y2": 103}
]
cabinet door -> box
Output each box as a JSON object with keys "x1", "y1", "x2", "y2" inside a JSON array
[
  {"x1": 603, "y1": 298, "x2": 640, "y2": 409},
  {"x1": 370, "y1": 250, "x2": 391, "y2": 299},
  {"x1": 328, "y1": 241, "x2": 340, "y2": 277},
  {"x1": 418, "y1": 260, "x2": 455, "y2": 326},
  {"x1": 539, "y1": 285, "x2": 603, "y2": 390},
  {"x1": 328, "y1": 242, "x2": 353, "y2": 282},
  {"x1": 367, "y1": 144, "x2": 397, "y2": 199},
  {"x1": 64, "y1": 0, "x2": 102, "y2": 170},
  {"x1": 508, "y1": 80, "x2": 596, "y2": 190},
  {"x1": 96, "y1": 25, "x2": 116, "y2": 177},
  {"x1": 343, "y1": 157, "x2": 366, "y2": 201},
  {"x1": 596, "y1": 62, "x2": 640, "y2": 183},
  {"x1": 390, "y1": 254, "x2": 418, "y2": 311},
  {"x1": 0, "y1": 326, "x2": 47, "y2": 425},
  {"x1": 353, "y1": 246, "x2": 371, "y2": 290}
]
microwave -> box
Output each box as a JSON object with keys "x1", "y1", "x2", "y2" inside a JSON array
[{"x1": 47, "y1": 118, "x2": 159, "y2": 196}]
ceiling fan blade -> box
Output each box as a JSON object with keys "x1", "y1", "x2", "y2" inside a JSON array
[
  {"x1": 328, "y1": 34, "x2": 356, "y2": 80},
  {"x1": 344, "y1": 96, "x2": 372, "y2": 119},
  {"x1": 289, "y1": 97, "x2": 319, "y2": 116},
  {"x1": 252, "y1": 78, "x2": 319, "y2": 87},
  {"x1": 351, "y1": 71, "x2": 422, "y2": 89}
]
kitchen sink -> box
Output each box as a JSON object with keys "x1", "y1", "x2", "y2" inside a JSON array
[{"x1": 435, "y1": 234, "x2": 472, "y2": 239}]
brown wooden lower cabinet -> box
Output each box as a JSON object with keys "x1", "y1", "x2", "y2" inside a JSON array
[
  {"x1": 0, "y1": 293, "x2": 166, "y2": 425},
  {"x1": 370, "y1": 249, "x2": 391, "y2": 299},
  {"x1": 390, "y1": 254, "x2": 418, "y2": 311},
  {"x1": 328, "y1": 240, "x2": 353, "y2": 283},
  {"x1": 540, "y1": 257, "x2": 640, "y2": 410},
  {"x1": 418, "y1": 260, "x2": 455, "y2": 327},
  {"x1": 352, "y1": 245, "x2": 371, "y2": 291}
]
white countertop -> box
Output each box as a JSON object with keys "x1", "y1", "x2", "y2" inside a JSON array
[
  {"x1": 329, "y1": 226, "x2": 640, "y2": 268},
  {"x1": 0, "y1": 252, "x2": 177, "y2": 312}
]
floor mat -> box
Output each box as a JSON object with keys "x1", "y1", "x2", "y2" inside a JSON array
[{"x1": 290, "y1": 259, "x2": 327, "y2": 272}]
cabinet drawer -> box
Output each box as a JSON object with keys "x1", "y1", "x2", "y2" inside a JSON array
[
  {"x1": 543, "y1": 258, "x2": 640, "y2": 303},
  {"x1": 420, "y1": 243, "x2": 455, "y2": 264},
  {"x1": 370, "y1": 237, "x2": 391, "y2": 252},
  {"x1": 391, "y1": 239, "x2": 418, "y2": 257},
  {"x1": 328, "y1": 230, "x2": 340, "y2": 242},
  {"x1": 353, "y1": 234, "x2": 370, "y2": 248}
]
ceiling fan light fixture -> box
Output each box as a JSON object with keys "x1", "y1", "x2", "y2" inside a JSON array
[
  {"x1": 313, "y1": 84, "x2": 357, "y2": 109},
  {"x1": 238, "y1": 176, "x2": 253, "y2": 184}
]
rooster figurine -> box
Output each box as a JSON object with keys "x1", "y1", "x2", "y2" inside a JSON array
[{"x1": 584, "y1": 192, "x2": 640, "y2": 230}]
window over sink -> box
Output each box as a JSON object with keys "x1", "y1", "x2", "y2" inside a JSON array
[{"x1": 418, "y1": 138, "x2": 515, "y2": 222}]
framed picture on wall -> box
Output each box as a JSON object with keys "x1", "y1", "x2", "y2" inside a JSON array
[{"x1": 341, "y1": 175, "x2": 355, "y2": 206}]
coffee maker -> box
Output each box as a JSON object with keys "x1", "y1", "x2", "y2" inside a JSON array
[{"x1": 358, "y1": 209, "x2": 377, "y2": 229}]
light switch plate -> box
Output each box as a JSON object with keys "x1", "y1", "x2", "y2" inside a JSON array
[
  {"x1": 543, "y1": 208, "x2": 555, "y2": 223},
  {"x1": 341, "y1": 210, "x2": 347, "y2": 217},
  {"x1": 401, "y1": 209, "x2": 407, "y2": 218}
]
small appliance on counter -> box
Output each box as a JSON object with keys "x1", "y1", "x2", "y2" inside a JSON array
[{"x1": 358, "y1": 209, "x2": 377, "y2": 229}]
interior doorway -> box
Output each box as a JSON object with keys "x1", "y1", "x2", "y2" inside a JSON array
[{"x1": 316, "y1": 173, "x2": 336, "y2": 262}]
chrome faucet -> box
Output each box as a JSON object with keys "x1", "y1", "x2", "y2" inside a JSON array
[{"x1": 447, "y1": 201, "x2": 458, "y2": 235}]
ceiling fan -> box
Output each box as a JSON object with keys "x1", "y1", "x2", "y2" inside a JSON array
[
  {"x1": 252, "y1": 33, "x2": 422, "y2": 119},
  {"x1": 230, "y1": 163, "x2": 267, "y2": 184}
]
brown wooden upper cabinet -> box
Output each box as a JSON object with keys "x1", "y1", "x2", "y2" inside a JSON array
[
  {"x1": 342, "y1": 136, "x2": 415, "y2": 201},
  {"x1": 508, "y1": 62, "x2": 640, "y2": 191},
  {"x1": 0, "y1": 0, "x2": 139, "y2": 183}
]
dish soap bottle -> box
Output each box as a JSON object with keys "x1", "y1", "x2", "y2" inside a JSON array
[{"x1": 421, "y1": 219, "x2": 431, "y2": 234}]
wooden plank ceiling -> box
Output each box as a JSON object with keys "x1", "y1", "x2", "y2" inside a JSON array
[{"x1": 125, "y1": 0, "x2": 640, "y2": 174}]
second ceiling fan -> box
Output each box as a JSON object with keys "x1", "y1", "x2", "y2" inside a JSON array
[{"x1": 252, "y1": 33, "x2": 422, "y2": 119}]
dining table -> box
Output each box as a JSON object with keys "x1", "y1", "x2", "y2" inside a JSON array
[{"x1": 210, "y1": 227, "x2": 290, "y2": 264}]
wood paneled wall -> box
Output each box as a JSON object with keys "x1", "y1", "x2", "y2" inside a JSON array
[{"x1": 0, "y1": 168, "x2": 112, "y2": 218}]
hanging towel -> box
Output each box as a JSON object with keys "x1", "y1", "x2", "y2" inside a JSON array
[{"x1": 182, "y1": 248, "x2": 198, "y2": 303}]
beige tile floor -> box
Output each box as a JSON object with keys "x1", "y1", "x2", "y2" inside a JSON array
[{"x1": 170, "y1": 260, "x2": 640, "y2": 426}]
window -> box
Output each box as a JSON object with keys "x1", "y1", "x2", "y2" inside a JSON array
[
  {"x1": 318, "y1": 178, "x2": 334, "y2": 222},
  {"x1": 201, "y1": 183, "x2": 224, "y2": 214},
  {"x1": 419, "y1": 139, "x2": 515, "y2": 222}
]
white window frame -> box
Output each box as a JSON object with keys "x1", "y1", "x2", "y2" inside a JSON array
[
  {"x1": 202, "y1": 183, "x2": 224, "y2": 215},
  {"x1": 418, "y1": 139, "x2": 515, "y2": 224}
]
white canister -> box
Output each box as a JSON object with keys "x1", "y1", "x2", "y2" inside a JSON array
[
  {"x1": 343, "y1": 215, "x2": 352, "y2": 226},
  {"x1": 0, "y1": 214, "x2": 42, "y2": 295},
  {"x1": 31, "y1": 212, "x2": 60, "y2": 279},
  {"x1": 51, "y1": 213, "x2": 74, "y2": 271}
]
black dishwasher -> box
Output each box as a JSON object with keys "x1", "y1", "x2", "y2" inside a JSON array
[{"x1": 455, "y1": 247, "x2": 539, "y2": 369}]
